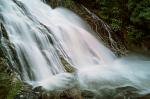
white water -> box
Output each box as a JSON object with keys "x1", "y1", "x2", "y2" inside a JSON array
[{"x1": 0, "y1": 0, "x2": 150, "y2": 94}]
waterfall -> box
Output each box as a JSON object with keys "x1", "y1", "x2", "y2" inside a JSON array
[{"x1": 0, "y1": 0, "x2": 150, "y2": 93}]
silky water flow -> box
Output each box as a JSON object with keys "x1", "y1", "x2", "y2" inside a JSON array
[{"x1": 0, "y1": 0, "x2": 150, "y2": 94}]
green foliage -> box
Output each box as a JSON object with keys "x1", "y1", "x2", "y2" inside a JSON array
[
  {"x1": 127, "y1": 0, "x2": 150, "y2": 47},
  {"x1": 48, "y1": 0, "x2": 75, "y2": 9},
  {"x1": 111, "y1": 19, "x2": 122, "y2": 32},
  {"x1": 95, "y1": 0, "x2": 123, "y2": 31},
  {"x1": 130, "y1": 0, "x2": 150, "y2": 25},
  {"x1": 96, "y1": 0, "x2": 150, "y2": 48},
  {"x1": 127, "y1": 26, "x2": 145, "y2": 42},
  {"x1": 128, "y1": 0, "x2": 141, "y2": 11}
]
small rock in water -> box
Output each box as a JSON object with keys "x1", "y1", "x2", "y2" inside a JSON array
[{"x1": 33, "y1": 86, "x2": 44, "y2": 92}]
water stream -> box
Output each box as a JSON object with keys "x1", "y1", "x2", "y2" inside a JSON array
[{"x1": 0, "y1": 0, "x2": 150, "y2": 94}]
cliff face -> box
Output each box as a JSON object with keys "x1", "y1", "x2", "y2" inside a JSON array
[{"x1": 47, "y1": 0, "x2": 150, "y2": 53}]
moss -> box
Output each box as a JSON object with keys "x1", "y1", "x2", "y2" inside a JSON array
[
  {"x1": 6, "y1": 80, "x2": 22, "y2": 99},
  {"x1": 0, "y1": 72, "x2": 11, "y2": 99},
  {"x1": 0, "y1": 72, "x2": 22, "y2": 99},
  {"x1": 0, "y1": 58, "x2": 22, "y2": 99}
]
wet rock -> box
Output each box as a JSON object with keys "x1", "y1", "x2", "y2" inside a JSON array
[
  {"x1": 81, "y1": 90, "x2": 95, "y2": 99},
  {"x1": 14, "y1": 83, "x2": 37, "y2": 99},
  {"x1": 60, "y1": 56, "x2": 77, "y2": 73},
  {"x1": 15, "y1": 84, "x2": 150, "y2": 99},
  {"x1": 96, "y1": 88, "x2": 116, "y2": 99},
  {"x1": 116, "y1": 86, "x2": 138, "y2": 92},
  {"x1": 114, "y1": 86, "x2": 140, "y2": 99},
  {"x1": 24, "y1": 85, "x2": 82, "y2": 99},
  {"x1": 14, "y1": 91, "x2": 38, "y2": 99},
  {"x1": 34, "y1": 88, "x2": 82, "y2": 99},
  {"x1": 33, "y1": 86, "x2": 44, "y2": 93},
  {"x1": 23, "y1": 83, "x2": 33, "y2": 91},
  {"x1": 60, "y1": 88, "x2": 82, "y2": 99}
]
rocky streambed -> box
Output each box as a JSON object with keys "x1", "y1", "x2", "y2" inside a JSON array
[{"x1": 14, "y1": 83, "x2": 150, "y2": 99}]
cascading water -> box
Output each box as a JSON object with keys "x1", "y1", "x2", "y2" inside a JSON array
[{"x1": 0, "y1": 0, "x2": 150, "y2": 94}]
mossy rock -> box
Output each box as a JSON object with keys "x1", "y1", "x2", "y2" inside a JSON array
[
  {"x1": 0, "y1": 57, "x2": 22, "y2": 99},
  {"x1": 60, "y1": 56, "x2": 76, "y2": 73},
  {"x1": 0, "y1": 72, "x2": 11, "y2": 99}
]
